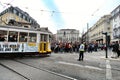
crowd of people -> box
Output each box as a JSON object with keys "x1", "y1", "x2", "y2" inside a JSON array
[
  {"x1": 51, "y1": 41, "x2": 120, "y2": 60},
  {"x1": 51, "y1": 42, "x2": 80, "y2": 53},
  {"x1": 51, "y1": 41, "x2": 102, "y2": 53}
]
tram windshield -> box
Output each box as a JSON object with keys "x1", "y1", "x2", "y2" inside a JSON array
[{"x1": 41, "y1": 34, "x2": 47, "y2": 42}]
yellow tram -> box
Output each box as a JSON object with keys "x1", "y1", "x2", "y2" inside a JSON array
[{"x1": 0, "y1": 25, "x2": 52, "y2": 56}]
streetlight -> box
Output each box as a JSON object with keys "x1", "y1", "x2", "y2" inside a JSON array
[{"x1": 102, "y1": 32, "x2": 108, "y2": 58}]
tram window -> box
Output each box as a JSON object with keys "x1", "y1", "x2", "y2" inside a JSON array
[
  {"x1": 40, "y1": 34, "x2": 44, "y2": 41},
  {"x1": 44, "y1": 35, "x2": 47, "y2": 41},
  {"x1": 19, "y1": 32, "x2": 28, "y2": 42},
  {"x1": 41, "y1": 34, "x2": 47, "y2": 41},
  {"x1": 8, "y1": 31, "x2": 18, "y2": 42},
  {"x1": 0, "y1": 30, "x2": 7, "y2": 42},
  {"x1": 28, "y1": 33, "x2": 37, "y2": 42}
]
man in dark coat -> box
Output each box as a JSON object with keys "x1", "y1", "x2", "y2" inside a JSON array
[
  {"x1": 116, "y1": 41, "x2": 120, "y2": 57},
  {"x1": 112, "y1": 41, "x2": 119, "y2": 58}
]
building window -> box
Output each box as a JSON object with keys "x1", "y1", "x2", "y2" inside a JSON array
[
  {"x1": 107, "y1": 27, "x2": 110, "y2": 30},
  {"x1": 23, "y1": 16, "x2": 26, "y2": 19},
  {"x1": 19, "y1": 13, "x2": 22, "y2": 17},
  {"x1": 25, "y1": 17, "x2": 27, "y2": 21},
  {"x1": 29, "y1": 19, "x2": 31, "y2": 23},
  {"x1": 13, "y1": 9, "x2": 17, "y2": 14},
  {"x1": 9, "y1": 7, "x2": 14, "y2": 13},
  {"x1": 16, "y1": 11, "x2": 19, "y2": 16},
  {"x1": 27, "y1": 18, "x2": 29, "y2": 22},
  {"x1": 24, "y1": 26, "x2": 28, "y2": 28},
  {"x1": 114, "y1": 16, "x2": 117, "y2": 22},
  {"x1": 64, "y1": 31, "x2": 66, "y2": 36}
]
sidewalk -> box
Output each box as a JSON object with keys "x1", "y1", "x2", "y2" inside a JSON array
[
  {"x1": 101, "y1": 56, "x2": 120, "y2": 61},
  {"x1": 85, "y1": 50, "x2": 120, "y2": 61}
]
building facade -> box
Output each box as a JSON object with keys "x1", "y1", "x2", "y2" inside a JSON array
[
  {"x1": 57, "y1": 29, "x2": 80, "y2": 43},
  {"x1": 83, "y1": 15, "x2": 112, "y2": 44},
  {"x1": 0, "y1": 6, "x2": 40, "y2": 28},
  {"x1": 111, "y1": 5, "x2": 120, "y2": 42},
  {"x1": 82, "y1": 31, "x2": 88, "y2": 43}
]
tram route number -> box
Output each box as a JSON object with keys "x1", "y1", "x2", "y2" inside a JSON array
[{"x1": 0, "y1": 44, "x2": 20, "y2": 52}]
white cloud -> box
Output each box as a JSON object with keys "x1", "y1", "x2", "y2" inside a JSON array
[
  {"x1": 0, "y1": 0, "x2": 120, "y2": 34},
  {"x1": 54, "y1": 0, "x2": 106, "y2": 32}
]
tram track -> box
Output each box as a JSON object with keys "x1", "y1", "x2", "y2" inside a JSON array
[
  {"x1": 13, "y1": 59, "x2": 77, "y2": 80},
  {"x1": 13, "y1": 59, "x2": 120, "y2": 79},
  {"x1": 0, "y1": 62, "x2": 30, "y2": 80},
  {"x1": 0, "y1": 60, "x2": 77, "y2": 80},
  {"x1": 0, "y1": 58, "x2": 119, "y2": 80},
  {"x1": 14, "y1": 59, "x2": 120, "y2": 80}
]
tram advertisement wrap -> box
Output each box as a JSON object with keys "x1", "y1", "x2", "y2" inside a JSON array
[
  {"x1": 24, "y1": 43, "x2": 38, "y2": 52},
  {"x1": 0, "y1": 42, "x2": 21, "y2": 52},
  {"x1": 0, "y1": 42, "x2": 38, "y2": 53}
]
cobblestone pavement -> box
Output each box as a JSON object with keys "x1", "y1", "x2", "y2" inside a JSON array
[
  {"x1": 51, "y1": 50, "x2": 120, "y2": 80},
  {"x1": 0, "y1": 50, "x2": 119, "y2": 80}
]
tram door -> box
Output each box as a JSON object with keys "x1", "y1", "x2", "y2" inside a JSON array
[{"x1": 39, "y1": 34, "x2": 47, "y2": 53}]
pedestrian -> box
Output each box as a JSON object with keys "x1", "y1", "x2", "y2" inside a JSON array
[
  {"x1": 88, "y1": 43, "x2": 92, "y2": 53},
  {"x1": 78, "y1": 42, "x2": 85, "y2": 61},
  {"x1": 116, "y1": 41, "x2": 120, "y2": 58},
  {"x1": 111, "y1": 41, "x2": 119, "y2": 58}
]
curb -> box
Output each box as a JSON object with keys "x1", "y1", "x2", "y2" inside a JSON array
[{"x1": 101, "y1": 56, "x2": 120, "y2": 61}]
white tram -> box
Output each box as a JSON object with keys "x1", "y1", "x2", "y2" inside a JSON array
[{"x1": 0, "y1": 25, "x2": 52, "y2": 56}]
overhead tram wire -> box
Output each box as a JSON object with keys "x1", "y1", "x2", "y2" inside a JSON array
[
  {"x1": 0, "y1": 0, "x2": 14, "y2": 8},
  {"x1": 0, "y1": 1, "x2": 5, "y2": 7},
  {"x1": 40, "y1": 9, "x2": 65, "y2": 16},
  {"x1": 39, "y1": 8, "x2": 91, "y2": 15}
]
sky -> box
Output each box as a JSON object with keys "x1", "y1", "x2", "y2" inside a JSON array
[{"x1": 0, "y1": 0, "x2": 120, "y2": 34}]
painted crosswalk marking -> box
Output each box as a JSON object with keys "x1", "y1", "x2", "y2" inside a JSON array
[
  {"x1": 106, "y1": 59, "x2": 112, "y2": 80},
  {"x1": 57, "y1": 61, "x2": 103, "y2": 71}
]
